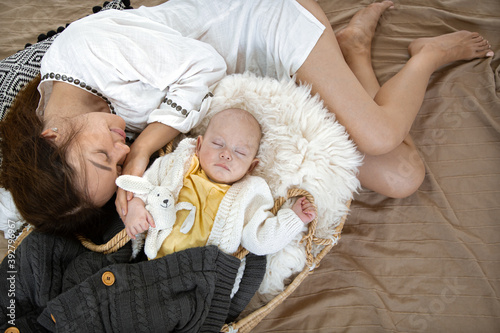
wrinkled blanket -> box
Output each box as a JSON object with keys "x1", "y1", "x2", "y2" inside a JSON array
[{"x1": 1, "y1": 0, "x2": 499, "y2": 332}]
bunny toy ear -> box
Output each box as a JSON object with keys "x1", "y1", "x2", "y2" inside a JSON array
[{"x1": 116, "y1": 175, "x2": 153, "y2": 194}]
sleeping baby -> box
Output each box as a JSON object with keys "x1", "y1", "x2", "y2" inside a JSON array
[{"x1": 117, "y1": 108, "x2": 317, "y2": 259}]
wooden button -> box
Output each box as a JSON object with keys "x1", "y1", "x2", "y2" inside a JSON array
[
  {"x1": 5, "y1": 327, "x2": 20, "y2": 333},
  {"x1": 102, "y1": 271, "x2": 115, "y2": 286}
]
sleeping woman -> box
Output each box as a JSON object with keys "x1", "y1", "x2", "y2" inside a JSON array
[
  {"x1": 0, "y1": 0, "x2": 493, "y2": 237},
  {"x1": 0, "y1": 0, "x2": 494, "y2": 330}
]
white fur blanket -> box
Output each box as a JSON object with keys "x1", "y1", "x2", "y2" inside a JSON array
[{"x1": 191, "y1": 72, "x2": 362, "y2": 297}]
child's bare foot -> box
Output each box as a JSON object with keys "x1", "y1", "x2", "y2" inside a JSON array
[
  {"x1": 408, "y1": 31, "x2": 494, "y2": 69},
  {"x1": 336, "y1": 1, "x2": 394, "y2": 63}
]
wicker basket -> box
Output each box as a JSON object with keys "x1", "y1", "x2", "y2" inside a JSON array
[
  {"x1": 8, "y1": 183, "x2": 349, "y2": 333},
  {"x1": 76, "y1": 187, "x2": 350, "y2": 333},
  {"x1": 221, "y1": 196, "x2": 349, "y2": 333}
]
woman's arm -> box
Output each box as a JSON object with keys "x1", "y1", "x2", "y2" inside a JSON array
[{"x1": 116, "y1": 122, "x2": 179, "y2": 219}]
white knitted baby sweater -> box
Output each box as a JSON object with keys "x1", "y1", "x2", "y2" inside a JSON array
[{"x1": 141, "y1": 138, "x2": 305, "y2": 257}]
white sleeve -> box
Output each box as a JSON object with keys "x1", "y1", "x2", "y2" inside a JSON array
[
  {"x1": 146, "y1": 41, "x2": 227, "y2": 133},
  {"x1": 42, "y1": 10, "x2": 227, "y2": 133},
  {"x1": 241, "y1": 179, "x2": 305, "y2": 256}
]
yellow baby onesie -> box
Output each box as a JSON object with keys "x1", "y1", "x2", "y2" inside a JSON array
[{"x1": 155, "y1": 155, "x2": 230, "y2": 258}]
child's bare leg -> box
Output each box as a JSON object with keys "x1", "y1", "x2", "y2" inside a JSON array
[
  {"x1": 295, "y1": 0, "x2": 492, "y2": 197},
  {"x1": 336, "y1": 1, "x2": 425, "y2": 197},
  {"x1": 296, "y1": 0, "x2": 493, "y2": 156}
]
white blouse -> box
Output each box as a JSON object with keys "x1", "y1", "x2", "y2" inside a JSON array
[
  {"x1": 38, "y1": 0, "x2": 324, "y2": 134},
  {"x1": 38, "y1": 9, "x2": 227, "y2": 133},
  {"x1": 2, "y1": 0, "x2": 325, "y2": 234}
]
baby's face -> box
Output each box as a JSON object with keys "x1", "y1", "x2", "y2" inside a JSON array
[{"x1": 196, "y1": 110, "x2": 260, "y2": 184}]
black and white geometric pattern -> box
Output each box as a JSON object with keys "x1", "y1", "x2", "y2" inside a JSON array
[
  {"x1": 0, "y1": 0, "x2": 127, "y2": 120},
  {"x1": 0, "y1": 38, "x2": 56, "y2": 120}
]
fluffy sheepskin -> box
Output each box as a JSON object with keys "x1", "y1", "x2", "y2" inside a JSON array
[{"x1": 191, "y1": 73, "x2": 362, "y2": 299}]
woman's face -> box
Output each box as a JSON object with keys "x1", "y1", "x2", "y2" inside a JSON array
[{"x1": 66, "y1": 113, "x2": 130, "y2": 207}]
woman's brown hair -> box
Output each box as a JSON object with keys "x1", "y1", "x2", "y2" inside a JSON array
[{"x1": 0, "y1": 76, "x2": 103, "y2": 238}]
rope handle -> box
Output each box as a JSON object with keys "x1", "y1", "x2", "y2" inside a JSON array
[
  {"x1": 78, "y1": 229, "x2": 130, "y2": 254},
  {"x1": 220, "y1": 199, "x2": 351, "y2": 333},
  {"x1": 77, "y1": 143, "x2": 328, "y2": 258},
  {"x1": 272, "y1": 188, "x2": 335, "y2": 267},
  {"x1": 233, "y1": 188, "x2": 335, "y2": 265},
  {"x1": 78, "y1": 188, "x2": 322, "y2": 257}
]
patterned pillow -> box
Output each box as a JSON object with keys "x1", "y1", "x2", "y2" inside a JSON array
[{"x1": 0, "y1": 0, "x2": 128, "y2": 120}]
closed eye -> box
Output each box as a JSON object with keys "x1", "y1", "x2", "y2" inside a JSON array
[
  {"x1": 96, "y1": 150, "x2": 121, "y2": 175},
  {"x1": 98, "y1": 150, "x2": 110, "y2": 161},
  {"x1": 89, "y1": 159, "x2": 112, "y2": 172}
]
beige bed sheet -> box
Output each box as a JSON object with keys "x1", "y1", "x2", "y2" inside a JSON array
[{"x1": 1, "y1": 0, "x2": 499, "y2": 332}]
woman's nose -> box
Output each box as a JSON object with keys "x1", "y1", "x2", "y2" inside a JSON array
[{"x1": 114, "y1": 141, "x2": 130, "y2": 158}]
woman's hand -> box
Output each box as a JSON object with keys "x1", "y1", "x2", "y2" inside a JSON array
[
  {"x1": 115, "y1": 145, "x2": 150, "y2": 221},
  {"x1": 115, "y1": 122, "x2": 180, "y2": 221}
]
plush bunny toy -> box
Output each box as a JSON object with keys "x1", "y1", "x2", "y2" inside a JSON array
[{"x1": 116, "y1": 175, "x2": 196, "y2": 259}]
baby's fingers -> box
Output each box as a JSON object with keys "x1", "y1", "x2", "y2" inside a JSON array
[
  {"x1": 125, "y1": 225, "x2": 136, "y2": 240},
  {"x1": 299, "y1": 198, "x2": 316, "y2": 212},
  {"x1": 302, "y1": 200, "x2": 314, "y2": 209},
  {"x1": 131, "y1": 225, "x2": 146, "y2": 239},
  {"x1": 301, "y1": 197, "x2": 313, "y2": 207},
  {"x1": 305, "y1": 208, "x2": 317, "y2": 220},
  {"x1": 293, "y1": 196, "x2": 306, "y2": 209}
]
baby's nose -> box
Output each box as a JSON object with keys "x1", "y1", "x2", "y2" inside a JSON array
[{"x1": 220, "y1": 150, "x2": 232, "y2": 160}]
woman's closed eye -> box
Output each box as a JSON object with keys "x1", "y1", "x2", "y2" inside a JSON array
[
  {"x1": 99, "y1": 150, "x2": 110, "y2": 161},
  {"x1": 92, "y1": 150, "x2": 121, "y2": 175},
  {"x1": 101, "y1": 151, "x2": 123, "y2": 175}
]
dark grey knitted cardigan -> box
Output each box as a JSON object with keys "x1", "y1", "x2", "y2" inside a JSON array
[{"x1": 0, "y1": 220, "x2": 266, "y2": 332}]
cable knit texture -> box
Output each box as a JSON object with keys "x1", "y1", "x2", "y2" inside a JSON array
[{"x1": 0, "y1": 216, "x2": 266, "y2": 332}]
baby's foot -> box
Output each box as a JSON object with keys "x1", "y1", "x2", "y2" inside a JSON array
[
  {"x1": 408, "y1": 31, "x2": 494, "y2": 69},
  {"x1": 336, "y1": 0, "x2": 394, "y2": 61}
]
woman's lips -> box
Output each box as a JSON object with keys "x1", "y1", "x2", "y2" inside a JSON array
[{"x1": 111, "y1": 128, "x2": 127, "y2": 141}]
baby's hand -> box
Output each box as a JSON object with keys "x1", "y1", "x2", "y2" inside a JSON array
[
  {"x1": 123, "y1": 197, "x2": 156, "y2": 239},
  {"x1": 292, "y1": 196, "x2": 317, "y2": 224}
]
